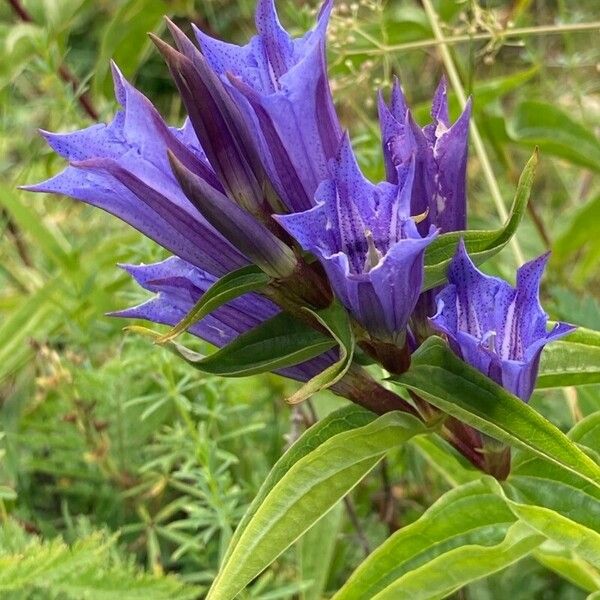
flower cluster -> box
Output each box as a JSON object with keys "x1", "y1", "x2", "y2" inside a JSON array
[{"x1": 27, "y1": 0, "x2": 572, "y2": 425}]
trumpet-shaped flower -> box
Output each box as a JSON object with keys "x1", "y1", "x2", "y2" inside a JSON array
[
  {"x1": 195, "y1": 0, "x2": 342, "y2": 213},
  {"x1": 24, "y1": 64, "x2": 297, "y2": 280},
  {"x1": 276, "y1": 136, "x2": 438, "y2": 343},
  {"x1": 430, "y1": 241, "x2": 575, "y2": 401},
  {"x1": 113, "y1": 256, "x2": 344, "y2": 385},
  {"x1": 23, "y1": 64, "x2": 249, "y2": 278},
  {"x1": 378, "y1": 77, "x2": 471, "y2": 235}
]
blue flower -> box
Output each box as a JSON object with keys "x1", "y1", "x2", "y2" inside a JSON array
[
  {"x1": 430, "y1": 241, "x2": 575, "y2": 401},
  {"x1": 378, "y1": 77, "x2": 471, "y2": 234},
  {"x1": 276, "y1": 135, "x2": 438, "y2": 343},
  {"x1": 112, "y1": 256, "x2": 379, "y2": 397},
  {"x1": 195, "y1": 0, "x2": 342, "y2": 213}
]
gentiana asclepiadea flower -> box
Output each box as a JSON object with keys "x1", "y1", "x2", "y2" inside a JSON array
[
  {"x1": 430, "y1": 240, "x2": 575, "y2": 401},
  {"x1": 379, "y1": 77, "x2": 471, "y2": 341},
  {"x1": 195, "y1": 0, "x2": 342, "y2": 213},
  {"x1": 111, "y1": 256, "x2": 334, "y2": 383},
  {"x1": 21, "y1": 32, "x2": 392, "y2": 406},
  {"x1": 22, "y1": 64, "x2": 248, "y2": 279},
  {"x1": 21, "y1": 0, "x2": 576, "y2": 476},
  {"x1": 112, "y1": 256, "x2": 412, "y2": 412},
  {"x1": 276, "y1": 135, "x2": 438, "y2": 345},
  {"x1": 378, "y1": 76, "x2": 471, "y2": 235},
  {"x1": 24, "y1": 62, "x2": 297, "y2": 281}
]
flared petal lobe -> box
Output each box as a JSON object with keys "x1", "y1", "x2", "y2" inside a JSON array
[
  {"x1": 276, "y1": 136, "x2": 438, "y2": 343},
  {"x1": 24, "y1": 64, "x2": 247, "y2": 278},
  {"x1": 430, "y1": 241, "x2": 575, "y2": 401},
  {"x1": 378, "y1": 77, "x2": 471, "y2": 235},
  {"x1": 114, "y1": 256, "x2": 338, "y2": 383},
  {"x1": 195, "y1": 0, "x2": 342, "y2": 212}
]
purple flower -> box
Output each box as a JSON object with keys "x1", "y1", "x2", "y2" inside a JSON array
[
  {"x1": 195, "y1": 0, "x2": 342, "y2": 213},
  {"x1": 276, "y1": 135, "x2": 438, "y2": 344},
  {"x1": 114, "y1": 256, "x2": 416, "y2": 412},
  {"x1": 430, "y1": 241, "x2": 575, "y2": 401},
  {"x1": 23, "y1": 64, "x2": 247, "y2": 278},
  {"x1": 113, "y1": 256, "x2": 340, "y2": 384},
  {"x1": 24, "y1": 64, "x2": 297, "y2": 280},
  {"x1": 378, "y1": 77, "x2": 471, "y2": 235}
]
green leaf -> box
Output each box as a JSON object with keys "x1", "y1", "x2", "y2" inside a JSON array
[
  {"x1": 287, "y1": 301, "x2": 355, "y2": 405},
  {"x1": 504, "y1": 415, "x2": 600, "y2": 572},
  {"x1": 128, "y1": 311, "x2": 336, "y2": 377},
  {"x1": 535, "y1": 546, "x2": 600, "y2": 593},
  {"x1": 372, "y1": 522, "x2": 541, "y2": 600},
  {"x1": 410, "y1": 435, "x2": 480, "y2": 487},
  {"x1": 422, "y1": 150, "x2": 536, "y2": 291},
  {"x1": 570, "y1": 412, "x2": 600, "y2": 454},
  {"x1": 0, "y1": 521, "x2": 199, "y2": 599},
  {"x1": 207, "y1": 411, "x2": 428, "y2": 600},
  {"x1": 155, "y1": 265, "x2": 270, "y2": 344},
  {"x1": 488, "y1": 476, "x2": 600, "y2": 569},
  {"x1": 537, "y1": 327, "x2": 600, "y2": 389},
  {"x1": 223, "y1": 405, "x2": 377, "y2": 565},
  {"x1": 509, "y1": 100, "x2": 600, "y2": 172},
  {"x1": 334, "y1": 481, "x2": 542, "y2": 600},
  {"x1": 298, "y1": 501, "x2": 344, "y2": 600},
  {"x1": 393, "y1": 337, "x2": 600, "y2": 488}
]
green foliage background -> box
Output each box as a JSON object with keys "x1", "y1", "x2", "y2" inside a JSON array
[{"x1": 0, "y1": 0, "x2": 599, "y2": 597}]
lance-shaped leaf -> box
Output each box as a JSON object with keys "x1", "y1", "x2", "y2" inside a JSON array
[
  {"x1": 421, "y1": 150, "x2": 537, "y2": 292},
  {"x1": 569, "y1": 412, "x2": 600, "y2": 458},
  {"x1": 534, "y1": 546, "x2": 600, "y2": 593},
  {"x1": 334, "y1": 480, "x2": 543, "y2": 600},
  {"x1": 502, "y1": 413, "x2": 600, "y2": 569},
  {"x1": 410, "y1": 435, "x2": 480, "y2": 487},
  {"x1": 223, "y1": 404, "x2": 377, "y2": 565},
  {"x1": 127, "y1": 311, "x2": 336, "y2": 377},
  {"x1": 537, "y1": 326, "x2": 600, "y2": 388},
  {"x1": 297, "y1": 501, "x2": 344, "y2": 600},
  {"x1": 207, "y1": 411, "x2": 429, "y2": 600},
  {"x1": 393, "y1": 336, "x2": 600, "y2": 488},
  {"x1": 287, "y1": 301, "x2": 355, "y2": 405},
  {"x1": 150, "y1": 30, "x2": 269, "y2": 216},
  {"x1": 488, "y1": 475, "x2": 600, "y2": 569},
  {"x1": 169, "y1": 151, "x2": 297, "y2": 279},
  {"x1": 155, "y1": 265, "x2": 271, "y2": 344}
]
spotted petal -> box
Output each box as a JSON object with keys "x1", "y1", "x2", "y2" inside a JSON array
[
  {"x1": 430, "y1": 240, "x2": 575, "y2": 400},
  {"x1": 114, "y1": 256, "x2": 338, "y2": 384},
  {"x1": 195, "y1": 0, "x2": 341, "y2": 212},
  {"x1": 277, "y1": 135, "x2": 438, "y2": 342}
]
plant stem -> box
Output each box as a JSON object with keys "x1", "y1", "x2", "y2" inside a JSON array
[
  {"x1": 343, "y1": 496, "x2": 371, "y2": 557},
  {"x1": 343, "y1": 21, "x2": 600, "y2": 56}
]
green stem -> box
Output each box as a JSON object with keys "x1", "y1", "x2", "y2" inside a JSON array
[{"x1": 343, "y1": 21, "x2": 600, "y2": 56}]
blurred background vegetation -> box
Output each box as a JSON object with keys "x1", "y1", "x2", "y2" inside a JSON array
[{"x1": 0, "y1": 0, "x2": 599, "y2": 597}]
